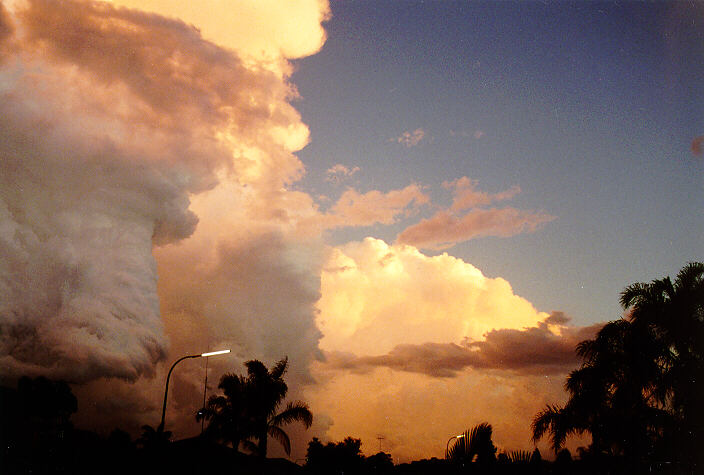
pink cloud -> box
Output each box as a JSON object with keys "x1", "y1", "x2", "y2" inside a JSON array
[
  {"x1": 444, "y1": 177, "x2": 521, "y2": 211},
  {"x1": 397, "y1": 207, "x2": 555, "y2": 249}
]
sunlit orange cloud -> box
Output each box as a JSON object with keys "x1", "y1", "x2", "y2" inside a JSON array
[
  {"x1": 106, "y1": 0, "x2": 330, "y2": 75},
  {"x1": 308, "y1": 240, "x2": 593, "y2": 461},
  {"x1": 301, "y1": 185, "x2": 430, "y2": 232},
  {"x1": 316, "y1": 238, "x2": 549, "y2": 355}
]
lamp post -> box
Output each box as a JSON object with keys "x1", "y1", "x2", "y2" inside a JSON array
[
  {"x1": 446, "y1": 433, "x2": 464, "y2": 459},
  {"x1": 159, "y1": 349, "x2": 230, "y2": 432}
]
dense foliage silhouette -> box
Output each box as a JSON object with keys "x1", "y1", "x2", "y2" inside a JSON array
[
  {"x1": 446, "y1": 422, "x2": 497, "y2": 472},
  {"x1": 198, "y1": 356, "x2": 313, "y2": 458},
  {"x1": 532, "y1": 262, "x2": 703, "y2": 472}
]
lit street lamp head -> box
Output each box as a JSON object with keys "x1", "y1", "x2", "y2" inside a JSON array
[{"x1": 201, "y1": 349, "x2": 230, "y2": 357}]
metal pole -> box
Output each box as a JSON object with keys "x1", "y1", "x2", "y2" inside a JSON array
[
  {"x1": 159, "y1": 354, "x2": 200, "y2": 432},
  {"x1": 201, "y1": 355, "x2": 209, "y2": 434}
]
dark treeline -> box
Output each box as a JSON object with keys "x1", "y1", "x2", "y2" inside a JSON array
[{"x1": 1, "y1": 263, "x2": 701, "y2": 474}]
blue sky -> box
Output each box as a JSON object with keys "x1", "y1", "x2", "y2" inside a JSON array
[{"x1": 293, "y1": 0, "x2": 703, "y2": 325}]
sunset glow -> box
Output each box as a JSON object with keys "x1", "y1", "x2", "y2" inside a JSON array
[{"x1": 0, "y1": 0, "x2": 701, "y2": 466}]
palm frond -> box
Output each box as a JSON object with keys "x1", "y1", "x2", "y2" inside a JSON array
[
  {"x1": 268, "y1": 425, "x2": 292, "y2": 455},
  {"x1": 507, "y1": 450, "x2": 532, "y2": 464},
  {"x1": 245, "y1": 360, "x2": 269, "y2": 380},
  {"x1": 270, "y1": 401, "x2": 313, "y2": 429},
  {"x1": 270, "y1": 357, "x2": 289, "y2": 380}
]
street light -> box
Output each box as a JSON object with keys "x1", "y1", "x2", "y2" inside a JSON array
[
  {"x1": 159, "y1": 349, "x2": 230, "y2": 432},
  {"x1": 446, "y1": 433, "x2": 465, "y2": 459}
]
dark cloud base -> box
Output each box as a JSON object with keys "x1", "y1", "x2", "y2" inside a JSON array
[{"x1": 326, "y1": 312, "x2": 603, "y2": 378}]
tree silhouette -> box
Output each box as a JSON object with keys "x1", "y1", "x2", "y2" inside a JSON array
[
  {"x1": 447, "y1": 422, "x2": 496, "y2": 471},
  {"x1": 305, "y1": 436, "x2": 364, "y2": 475},
  {"x1": 620, "y1": 261, "x2": 704, "y2": 466},
  {"x1": 197, "y1": 372, "x2": 248, "y2": 450},
  {"x1": 532, "y1": 262, "x2": 703, "y2": 468},
  {"x1": 199, "y1": 356, "x2": 312, "y2": 458},
  {"x1": 136, "y1": 424, "x2": 171, "y2": 451}
]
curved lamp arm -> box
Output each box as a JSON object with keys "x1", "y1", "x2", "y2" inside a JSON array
[
  {"x1": 159, "y1": 354, "x2": 199, "y2": 432},
  {"x1": 158, "y1": 349, "x2": 230, "y2": 432}
]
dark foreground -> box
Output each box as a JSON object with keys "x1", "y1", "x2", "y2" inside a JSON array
[{"x1": 1, "y1": 434, "x2": 696, "y2": 475}]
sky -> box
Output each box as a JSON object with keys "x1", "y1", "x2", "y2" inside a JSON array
[{"x1": 0, "y1": 0, "x2": 702, "y2": 464}]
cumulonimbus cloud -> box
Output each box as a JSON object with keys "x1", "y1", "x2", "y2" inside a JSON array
[{"x1": 0, "y1": 0, "x2": 324, "y2": 384}]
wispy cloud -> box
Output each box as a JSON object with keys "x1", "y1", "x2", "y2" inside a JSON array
[
  {"x1": 398, "y1": 206, "x2": 555, "y2": 250},
  {"x1": 305, "y1": 184, "x2": 429, "y2": 230},
  {"x1": 326, "y1": 164, "x2": 360, "y2": 183},
  {"x1": 444, "y1": 177, "x2": 521, "y2": 211},
  {"x1": 395, "y1": 128, "x2": 425, "y2": 147},
  {"x1": 397, "y1": 177, "x2": 554, "y2": 249}
]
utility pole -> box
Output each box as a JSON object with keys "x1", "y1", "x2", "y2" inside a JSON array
[{"x1": 376, "y1": 435, "x2": 385, "y2": 452}]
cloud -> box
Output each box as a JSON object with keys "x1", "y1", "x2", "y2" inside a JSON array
[
  {"x1": 305, "y1": 239, "x2": 590, "y2": 461},
  {"x1": 0, "y1": 0, "x2": 326, "y2": 386},
  {"x1": 397, "y1": 208, "x2": 556, "y2": 250},
  {"x1": 106, "y1": 0, "x2": 330, "y2": 75},
  {"x1": 325, "y1": 313, "x2": 602, "y2": 377},
  {"x1": 317, "y1": 238, "x2": 549, "y2": 355},
  {"x1": 444, "y1": 177, "x2": 521, "y2": 211},
  {"x1": 395, "y1": 128, "x2": 425, "y2": 147},
  {"x1": 326, "y1": 164, "x2": 360, "y2": 183},
  {"x1": 0, "y1": 2, "x2": 12, "y2": 50},
  {"x1": 302, "y1": 184, "x2": 429, "y2": 231},
  {"x1": 306, "y1": 359, "x2": 578, "y2": 462},
  {"x1": 395, "y1": 178, "x2": 554, "y2": 250}
]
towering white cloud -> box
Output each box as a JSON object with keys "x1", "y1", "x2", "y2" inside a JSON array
[{"x1": 0, "y1": 0, "x2": 327, "y2": 385}]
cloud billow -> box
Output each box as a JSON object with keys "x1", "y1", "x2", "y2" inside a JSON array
[{"x1": 0, "y1": 0, "x2": 320, "y2": 384}]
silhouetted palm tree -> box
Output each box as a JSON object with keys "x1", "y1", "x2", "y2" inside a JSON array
[
  {"x1": 532, "y1": 262, "x2": 703, "y2": 467},
  {"x1": 620, "y1": 262, "x2": 704, "y2": 465},
  {"x1": 197, "y1": 373, "x2": 248, "y2": 450},
  {"x1": 447, "y1": 422, "x2": 496, "y2": 470},
  {"x1": 533, "y1": 319, "x2": 671, "y2": 458},
  {"x1": 199, "y1": 357, "x2": 313, "y2": 458},
  {"x1": 243, "y1": 357, "x2": 313, "y2": 457}
]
